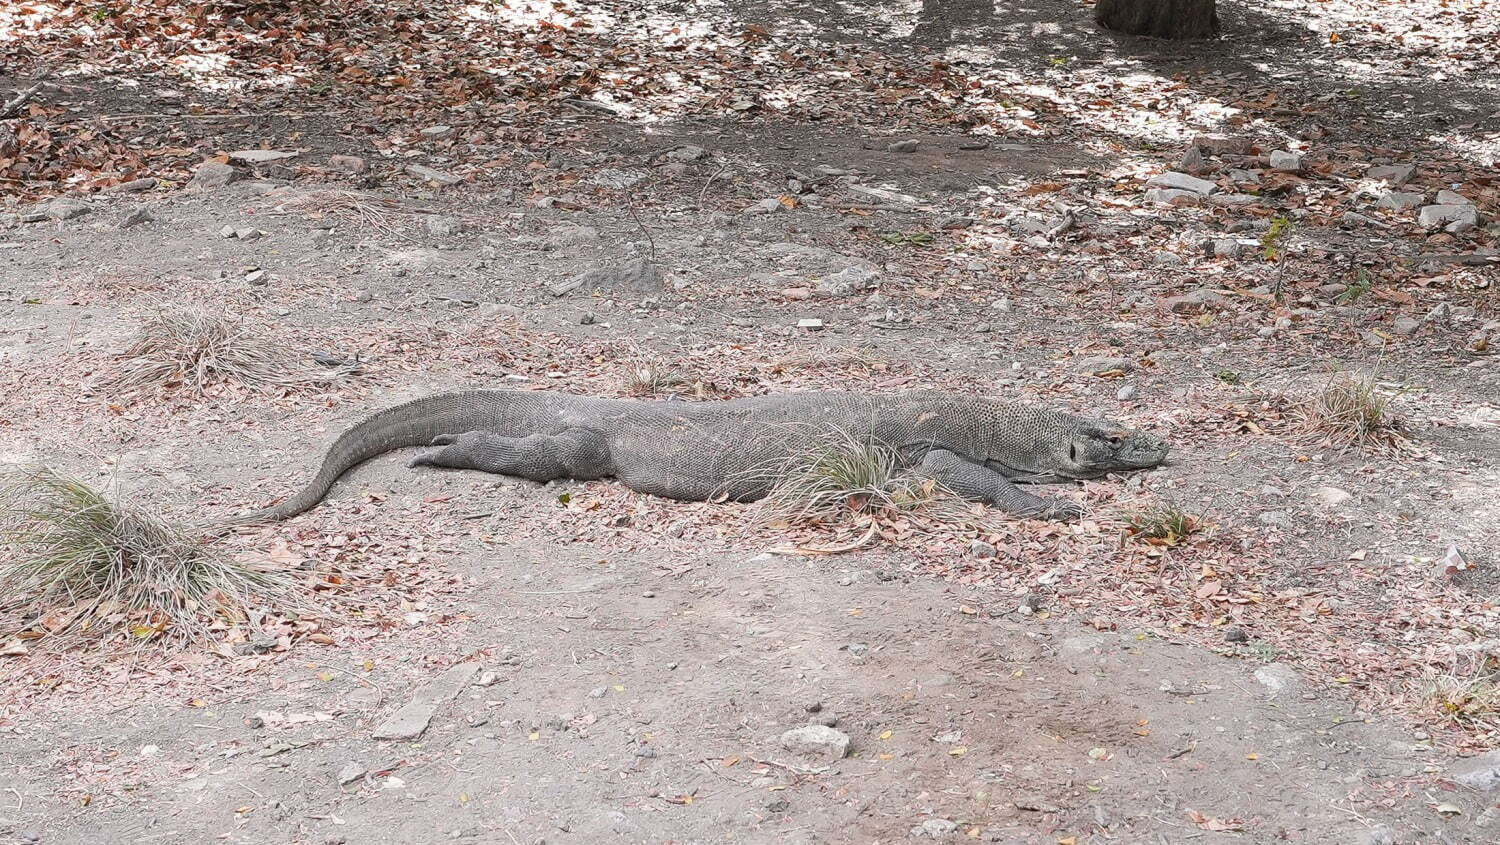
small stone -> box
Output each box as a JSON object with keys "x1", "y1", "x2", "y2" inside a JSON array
[
  {"x1": 1178, "y1": 144, "x2": 1207, "y2": 174},
  {"x1": 117, "y1": 207, "x2": 153, "y2": 229},
  {"x1": 1144, "y1": 187, "x2": 1201, "y2": 206},
  {"x1": 1116, "y1": 384, "x2": 1138, "y2": 401},
  {"x1": 1204, "y1": 238, "x2": 1243, "y2": 259},
  {"x1": 353, "y1": 289, "x2": 373, "y2": 303},
  {"x1": 991, "y1": 297, "x2": 1012, "y2": 312},
  {"x1": 234, "y1": 227, "x2": 260, "y2": 241},
  {"x1": 220, "y1": 225, "x2": 238, "y2": 239},
  {"x1": 1152, "y1": 250, "x2": 1184, "y2": 267},
  {"x1": 108, "y1": 177, "x2": 158, "y2": 193},
  {"x1": 426, "y1": 215, "x2": 465, "y2": 236},
  {"x1": 587, "y1": 686, "x2": 607, "y2": 698},
  {"x1": 407, "y1": 164, "x2": 462, "y2": 186},
  {"x1": 140, "y1": 744, "x2": 161, "y2": 757},
  {"x1": 846, "y1": 642, "x2": 869, "y2": 658},
  {"x1": 886, "y1": 139, "x2": 920, "y2": 154},
  {"x1": 1341, "y1": 211, "x2": 1381, "y2": 228},
  {"x1": 1376, "y1": 191, "x2": 1423, "y2": 211},
  {"x1": 1356, "y1": 825, "x2": 1397, "y2": 845},
  {"x1": 474, "y1": 671, "x2": 500, "y2": 687},
  {"x1": 766, "y1": 798, "x2": 790, "y2": 813},
  {"x1": 914, "y1": 818, "x2": 958, "y2": 838},
  {"x1": 665, "y1": 145, "x2": 707, "y2": 162},
  {"x1": 1163, "y1": 289, "x2": 1227, "y2": 314},
  {"x1": 781, "y1": 287, "x2": 812, "y2": 300},
  {"x1": 587, "y1": 168, "x2": 647, "y2": 190},
  {"x1": 814, "y1": 266, "x2": 878, "y2": 297},
  {"x1": 1269, "y1": 150, "x2": 1303, "y2": 172},
  {"x1": 1257, "y1": 510, "x2": 1293, "y2": 529},
  {"x1": 1311, "y1": 486, "x2": 1352, "y2": 507},
  {"x1": 746, "y1": 197, "x2": 785, "y2": 214},
  {"x1": 968, "y1": 539, "x2": 998, "y2": 559},
  {"x1": 1317, "y1": 283, "x2": 1349, "y2": 298},
  {"x1": 244, "y1": 269, "x2": 267, "y2": 285},
  {"x1": 1436, "y1": 189, "x2": 1471, "y2": 205},
  {"x1": 228, "y1": 149, "x2": 297, "y2": 164},
  {"x1": 1366, "y1": 164, "x2": 1415, "y2": 185},
  {"x1": 337, "y1": 762, "x2": 367, "y2": 785},
  {"x1": 1146, "y1": 171, "x2": 1218, "y2": 195},
  {"x1": 1393, "y1": 316, "x2": 1420, "y2": 336},
  {"x1": 805, "y1": 701, "x2": 823, "y2": 713},
  {"x1": 1191, "y1": 135, "x2": 1253, "y2": 155},
  {"x1": 329, "y1": 154, "x2": 367, "y2": 174},
  {"x1": 579, "y1": 311, "x2": 598, "y2": 325},
  {"x1": 190, "y1": 160, "x2": 240, "y2": 189},
  {"x1": 797, "y1": 318, "x2": 824, "y2": 331},
  {"x1": 813, "y1": 711, "x2": 838, "y2": 727},
  {"x1": 1073, "y1": 356, "x2": 1132, "y2": 375},
  {"x1": 1223, "y1": 627, "x2": 1249, "y2": 643},
  {"x1": 420, "y1": 125, "x2": 455, "y2": 141},
  {"x1": 1254, "y1": 662, "x2": 1302, "y2": 695},
  {"x1": 779, "y1": 725, "x2": 851, "y2": 760},
  {"x1": 939, "y1": 216, "x2": 974, "y2": 230}
]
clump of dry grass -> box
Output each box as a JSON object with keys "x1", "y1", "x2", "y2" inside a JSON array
[
  {"x1": 749, "y1": 432, "x2": 983, "y2": 530},
  {"x1": 1299, "y1": 372, "x2": 1408, "y2": 452},
  {"x1": 624, "y1": 363, "x2": 687, "y2": 397},
  {"x1": 1122, "y1": 500, "x2": 1201, "y2": 545},
  {"x1": 99, "y1": 305, "x2": 360, "y2": 396},
  {"x1": 0, "y1": 467, "x2": 290, "y2": 650},
  {"x1": 271, "y1": 189, "x2": 417, "y2": 236},
  {"x1": 1420, "y1": 654, "x2": 1500, "y2": 730}
]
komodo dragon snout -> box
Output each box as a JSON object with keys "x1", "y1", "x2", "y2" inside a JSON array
[{"x1": 1056, "y1": 421, "x2": 1171, "y2": 479}]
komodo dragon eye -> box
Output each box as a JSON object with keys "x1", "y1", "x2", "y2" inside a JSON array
[{"x1": 1106, "y1": 432, "x2": 1125, "y2": 446}]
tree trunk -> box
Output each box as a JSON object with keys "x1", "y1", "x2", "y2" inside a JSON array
[{"x1": 1095, "y1": 0, "x2": 1220, "y2": 39}]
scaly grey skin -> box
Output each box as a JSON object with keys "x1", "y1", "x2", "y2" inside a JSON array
[{"x1": 222, "y1": 390, "x2": 1169, "y2": 526}]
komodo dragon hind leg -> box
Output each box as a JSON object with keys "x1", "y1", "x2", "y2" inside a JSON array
[
  {"x1": 917, "y1": 449, "x2": 1083, "y2": 521},
  {"x1": 408, "y1": 428, "x2": 613, "y2": 483}
]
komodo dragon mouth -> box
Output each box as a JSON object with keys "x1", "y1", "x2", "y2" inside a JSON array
[{"x1": 219, "y1": 389, "x2": 1170, "y2": 527}]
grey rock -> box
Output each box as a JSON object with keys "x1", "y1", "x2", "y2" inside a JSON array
[
  {"x1": 1204, "y1": 238, "x2": 1243, "y2": 259},
  {"x1": 1341, "y1": 211, "x2": 1382, "y2": 228},
  {"x1": 1152, "y1": 250, "x2": 1185, "y2": 266},
  {"x1": 1451, "y1": 749, "x2": 1500, "y2": 791},
  {"x1": 1144, "y1": 187, "x2": 1201, "y2": 206},
  {"x1": 1366, "y1": 164, "x2": 1415, "y2": 185},
  {"x1": 746, "y1": 198, "x2": 785, "y2": 214},
  {"x1": 814, "y1": 266, "x2": 878, "y2": 297},
  {"x1": 1257, "y1": 510, "x2": 1293, "y2": 529},
  {"x1": 107, "y1": 177, "x2": 158, "y2": 193},
  {"x1": 779, "y1": 725, "x2": 851, "y2": 760},
  {"x1": 1254, "y1": 662, "x2": 1302, "y2": 695},
  {"x1": 969, "y1": 539, "x2": 998, "y2": 559},
  {"x1": 190, "y1": 160, "x2": 240, "y2": 189},
  {"x1": 1425, "y1": 302, "x2": 1452, "y2": 324},
  {"x1": 406, "y1": 164, "x2": 462, "y2": 186},
  {"x1": 1357, "y1": 825, "x2": 1397, "y2": 845},
  {"x1": 587, "y1": 168, "x2": 647, "y2": 190},
  {"x1": 33, "y1": 198, "x2": 90, "y2": 220},
  {"x1": 228, "y1": 149, "x2": 297, "y2": 164},
  {"x1": 939, "y1": 215, "x2": 973, "y2": 230},
  {"x1": 426, "y1": 215, "x2": 465, "y2": 236},
  {"x1": 1164, "y1": 289, "x2": 1227, "y2": 314},
  {"x1": 1224, "y1": 627, "x2": 1249, "y2": 643},
  {"x1": 1116, "y1": 384, "x2": 1138, "y2": 401},
  {"x1": 329, "y1": 154, "x2": 367, "y2": 174},
  {"x1": 235, "y1": 227, "x2": 261, "y2": 241},
  {"x1": 845, "y1": 642, "x2": 869, "y2": 658},
  {"x1": 244, "y1": 269, "x2": 267, "y2": 285},
  {"x1": 912, "y1": 819, "x2": 958, "y2": 838},
  {"x1": 1227, "y1": 167, "x2": 1261, "y2": 183},
  {"x1": 337, "y1": 762, "x2": 368, "y2": 785},
  {"x1": 886, "y1": 139, "x2": 920, "y2": 154},
  {"x1": 1317, "y1": 282, "x2": 1349, "y2": 298},
  {"x1": 1073, "y1": 356, "x2": 1132, "y2": 375},
  {"x1": 1436, "y1": 189, "x2": 1471, "y2": 206},
  {"x1": 1191, "y1": 135, "x2": 1253, "y2": 155},
  {"x1": 372, "y1": 662, "x2": 479, "y2": 740},
  {"x1": 1376, "y1": 191, "x2": 1423, "y2": 211},
  {"x1": 665, "y1": 145, "x2": 707, "y2": 162},
  {"x1": 420, "y1": 125, "x2": 455, "y2": 141},
  {"x1": 117, "y1": 207, "x2": 153, "y2": 229},
  {"x1": 1179, "y1": 144, "x2": 1207, "y2": 174},
  {"x1": 1269, "y1": 150, "x2": 1303, "y2": 172},
  {"x1": 1418, "y1": 204, "x2": 1480, "y2": 233},
  {"x1": 353, "y1": 289, "x2": 373, "y2": 303},
  {"x1": 553, "y1": 257, "x2": 663, "y2": 297},
  {"x1": 1393, "y1": 316, "x2": 1421, "y2": 336},
  {"x1": 1311, "y1": 486, "x2": 1352, "y2": 507},
  {"x1": 1146, "y1": 171, "x2": 1217, "y2": 195},
  {"x1": 991, "y1": 297, "x2": 1012, "y2": 312}
]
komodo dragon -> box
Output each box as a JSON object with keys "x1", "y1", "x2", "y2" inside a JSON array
[{"x1": 225, "y1": 390, "x2": 1169, "y2": 525}]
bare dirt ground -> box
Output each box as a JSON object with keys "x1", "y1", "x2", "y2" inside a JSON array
[{"x1": 2, "y1": 0, "x2": 1499, "y2": 842}]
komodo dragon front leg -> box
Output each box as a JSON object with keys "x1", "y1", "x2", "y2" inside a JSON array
[
  {"x1": 916, "y1": 449, "x2": 1083, "y2": 521},
  {"x1": 408, "y1": 428, "x2": 613, "y2": 483}
]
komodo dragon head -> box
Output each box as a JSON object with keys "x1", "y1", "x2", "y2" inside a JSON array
[{"x1": 1049, "y1": 418, "x2": 1170, "y2": 479}]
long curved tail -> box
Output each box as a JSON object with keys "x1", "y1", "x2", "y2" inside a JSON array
[{"x1": 216, "y1": 390, "x2": 518, "y2": 527}]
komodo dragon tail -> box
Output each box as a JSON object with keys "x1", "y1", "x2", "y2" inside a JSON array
[{"x1": 216, "y1": 390, "x2": 509, "y2": 528}]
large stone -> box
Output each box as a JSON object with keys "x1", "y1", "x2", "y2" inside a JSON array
[
  {"x1": 406, "y1": 164, "x2": 462, "y2": 186},
  {"x1": 1366, "y1": 164, "x2": 1415, "y2": 185},
  {"x1": 1419, "y1": 204, "x2": 1480, "y2": 233},
  {"x1": 372, "y1": 662, "x2": 479, "y2": 741},
  {"x1": 1269, "y1": 150, "x2": 1303, "y2": 172},
  {"x1": 1451, "y1": 749, "x2": 1500, "y2": 791},
  {"x1": 189, "y1": 160, "x2": 240, "y2": 190},
  {"x1": 1436, "y1": 189, "x2": 1472, "y2": 206},
  {"x1": 552, "y1": 257, "x2": 663, "y2": 297},
  {"x1": 779, "y1": 725, "x2": 851, "y2": 760},
  {"x1": 1376, "y1": 191, "x2": 1423, "y2": 211},
  {"x1": 1144, "y1": 188, "x2": 1201, "y2": 206},
  {"x1": 1146, "y1": 171, "x2": 1218, "y2": 195}
]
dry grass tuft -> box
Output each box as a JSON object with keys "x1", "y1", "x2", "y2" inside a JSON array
[
  {"x1": 0, "y1": 467, "x2": 290, "y2": 650},
  {"x1": 1421, "y1": 654, "x2": 1500, "y2": 730},
  {"x1": 1299, "y1": 372, "x2": 1408, "y2": 452},
  {"x1": 624, "y1": 363, "x2": 687, "y2": 397},
  {"x1": 1122, "y1": 500, "x2": 1201, "y2": 545},
  {"x1": 271, "y1": 189, "x2": 417, "y2": 236},
  {"x1": 100, "y1": 305, "x2": 360, "y2": 396},
  {"x1": 749, "y1": 431, "x2": 984, "y2": 531}
]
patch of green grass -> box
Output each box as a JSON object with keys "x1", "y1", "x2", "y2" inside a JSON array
[
  {"x1": 1337, "y1": 267, "x2": 1373, "y2": 304},
  {"x1": 0, "y1": 467, "x2": 288, "y2": 650},
  {"x1": 1214, "y1": 369, "x2": 1243, "y2": 385},
  {"x1": 1122, "y1": 500, "x2": 1200, "y2": 545},
  {"x1": 879, "y1": 231, "x2": 934, "y2": 248}
]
